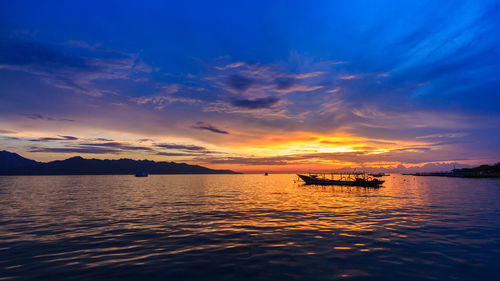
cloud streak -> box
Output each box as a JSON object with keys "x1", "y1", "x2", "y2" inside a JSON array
[
  {"x1": 230, "y1": 97, "x2": 281, "y2": 109},
  {"x1": 1, "y1": 38, "x2": 151, "y2": 97},
  {"x1": 191, "y1": 122, "x2": 229, "y2": 134},
  {"x1": 155, "y1": 143, "x2": 207, "y2": 151}
]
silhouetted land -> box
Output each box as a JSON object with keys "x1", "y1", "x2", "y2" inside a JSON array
[
  {"x1": 0, "y1": 151, "x2": 238, "y2": 175},
  {"x1": 0, "y1": 150, "x2": 40, "y2": 170},
  {"x1": 407, "y1": 162, "x2": 500, "y2": 178}
]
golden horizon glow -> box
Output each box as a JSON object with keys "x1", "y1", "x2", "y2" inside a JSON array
[{"x1": 1, "y1": 125, "x2": 473, "y2": 174}]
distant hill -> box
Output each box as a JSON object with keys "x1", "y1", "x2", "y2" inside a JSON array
[
  {"x1": 407, "y1": 162, "x2": 500, "y2": 178},
  {"x1": 0, "y1": 152, "x2": 239, "y2": 175},
  {"x1": 452, "y1": 162, "x2": 500, "y2": 177},
  {"x1": 0, "y1": 150, "x2": 40, "y2": 170}
]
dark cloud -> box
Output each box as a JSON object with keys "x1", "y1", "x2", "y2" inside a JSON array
[
  {"x1": 274, "y1": 79, "x2": 296, "y2": 90},
  {"x1": 94, "y1": 138, "x2": 113, "y2": 141},
  {"x1": 226, "y1": 75, "x2": 253, "y2": 91},
  {"x1": 155, "y1": 143, "x2": 207, "y2": 151},
  {"x1": 29, "y1": 140, "x2": 154, "y2": 154},
  {"x1": 230, "y1": 97, "x2": 281, "y2": 109},
  {"x1": 201, "y1": 156, "x2": 289, "y2": 166},
  {"x1": 59, "y1": 135, "x2": 78, "y2": 140},
  {"x1": 79, "y1": 142, "x2": 153, "y2": 151},
  {"x1": 0, "y1": 40, "x2": 89, "y2": 69},
  {"x1": 30, "y1": 137, "x2": 63, "y2": 142},
  {"x1": 191, "y1": 122, "x2": 229, "y2": 134},
  {"x1": 156, "y1": 152, "x2": 209, "y2": 156},
  {"x1": 366, "y1": 140, "x2": 398, "y2": 145},
  {"x1": 29, "y1": 147, "x2": 119, "y2": 154},
  {"x1": 18, "y1": 113, "x2": 75, "y2": 122},
  {"x1": 156, "y1": 152, "x2": 194, "y2": 156},
  {"x1": 0, "y1": 37, "x2": 149, "y2": 97},
  {"x1": 0, "y1": 38, "x2": 132, "y2": 71},
  {"x1": 0, "y1": 129, "x2": 16, "y2": 134},
  {"x1": 29, "y1": 135, "x2": 79, "y2": 142},
  {"x1": 428, "y1": 140, "x2": 473, "y2": 147},
  {"x1": 0, "y1": 136, "x2": 19, "y2": 140}
]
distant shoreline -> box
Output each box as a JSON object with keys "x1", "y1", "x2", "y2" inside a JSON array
[
  {"x1": 403, "y1": 162, "x2": 500, "y2": 178},
  {"x1": 0, "y1": 151, "x2": 239, "y2": 175}
]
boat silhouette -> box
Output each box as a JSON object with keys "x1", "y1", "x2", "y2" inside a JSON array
[{"x1": 297, "y1": 172, "x2": 384, "y2": 187}]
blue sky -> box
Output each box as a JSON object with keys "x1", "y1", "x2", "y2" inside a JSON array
[{"x1": 1, "y1": 0, "x2": 499, "y2": 172}]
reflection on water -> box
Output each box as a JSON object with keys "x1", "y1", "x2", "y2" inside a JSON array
[{"x1": 1, "y1": 174, "x2": 499, "y2": 280}]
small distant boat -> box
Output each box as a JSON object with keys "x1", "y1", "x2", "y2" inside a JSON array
[
  {"x1": 368, "y1": 173, "x2": 387, "y2": 177},
  {"x1": 135, "y1": 172, "x2": 148, "y2": 177},
  {"x1": 264, "y1": 172, "x2": 268, "y2": 176},
  {"x1": 297, "y1": 172, "x2": 384, "y2": 187}
]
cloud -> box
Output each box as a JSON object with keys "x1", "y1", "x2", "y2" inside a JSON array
[
  {"x1": 202, "y1": 100, "x2": 290, "y2": 119},
  {"x1": 29, "y1": 135, "x2": 79, "y2": 142},
  {"x1": 29, "y1": 147, "x2": 120, "y2": 154},
  {"x1": 0, "y1": 129, "x2": 16, "y2": 134},
  {"x1": 191, "y1": 122, "x2": 229, "y2": 134},
  {"x1": 215, "y1": 62, "x2": 245, "y2": 70},
  {"x1": 200, "y1": 156, "x2": 289, "y2": 166},
  {"x1": 226, "y1": 74, "x2": 254, "y2": 91},
  {"x1": 27, "y1": 139, "x2": 223, "y2": 156},
  {"x1": 156, "y1": 152, "x2": 212, "y2": 156},
  {"x1": 79, "y1": 142, "x2": 153, "y2": 151},
  {"x1": 0, "y1": 40, "x2": 89, "y2": 69},
  {"x1": 30, "y1": 137, "x2": 64, "y2": 142},
  {"x1": 94, "y1": 138, "x2": 113, "y2": 141},
  {"x1": 197, "y1": 146, "x2": 459, "y2": 167},
  {"x1": 161, "y1": 84, "x2": 179, "y2": 94},
  {"x1": 273, "y1": 84, "x2": 323, "y2": 94},
  {"x1": 59, "y1": 135, "x2": 78, "y2": 140},
  {"x1": 64, "y1": 40, "x2": 101, "y2": 50},
  {"x1": 416, "y1": 133, "x2": 467, "y2": 139},
  {"x1": 275, "y1": 79, "x2": 295, "y2": 90},
  {"x1": 0, "y1": 38, "x2": 151, "y2": 97},
  {"x1": 134, "y1": 95, "x2": 203, "y2": 110},
  {"x1": 271, "y1": 78, "x2": 323, "y2": 93},
  {"x1": 230, "y1": 97, "x2": 281, "y2": 109},
  {"x1": 18, "y1": 113, "x2": 75, "y2": 122},
  {"x1": 28, "y1": 140, "x2": 157, "y2": 154},
  {"x1": 281, "y1": 72, "x2": 324, "y2": 79},
  {"x1": 155, "y1": 143, "x2": 207, "y2": 151},
  {"x1": 337, "y1": 75, "x2": 358, "y2": 80}
]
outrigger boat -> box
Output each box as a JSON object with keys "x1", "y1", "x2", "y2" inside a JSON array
[{"x1": 297, "y1": 172, "x2": 384, "y2": 187}]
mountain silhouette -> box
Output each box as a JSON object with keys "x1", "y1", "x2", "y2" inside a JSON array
[
  {"x1": 0, "y1": 151, "x2": 238, "y2": 175},
  {"x1": 0, "y1": 150, "x2": 40, "y2": 170}
]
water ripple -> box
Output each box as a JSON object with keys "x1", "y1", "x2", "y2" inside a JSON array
[{"x1": 1, "y1": 174, "x2": 499, "y2": 280}]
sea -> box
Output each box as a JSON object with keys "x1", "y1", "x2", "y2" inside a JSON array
[{"x1": 1, "y1": 174, "x2": 499, "y2": 280}]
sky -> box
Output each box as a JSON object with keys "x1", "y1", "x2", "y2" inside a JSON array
[{"x1": 1, "y1": 0, "x2": 500, "y2": 173}]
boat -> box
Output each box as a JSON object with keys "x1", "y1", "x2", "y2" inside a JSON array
[
  {"x1": 135, "y1": 172, "x2": 148, "y2": 177},
  {"x1": 297, "y1": 172, "x2": 384, "y2": 187}
]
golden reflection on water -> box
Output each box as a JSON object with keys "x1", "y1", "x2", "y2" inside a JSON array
[{"x1": 1, "y1": 174, "x2": 500, "y2": 280}]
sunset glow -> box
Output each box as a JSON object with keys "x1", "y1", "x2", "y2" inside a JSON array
[{"x1": 1, "y1": 1, "x2": 500, "y2": 173}]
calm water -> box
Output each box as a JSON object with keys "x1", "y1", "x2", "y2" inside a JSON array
[{"x1": 1, "y1": 174, "x2": 499, "y2": 281}]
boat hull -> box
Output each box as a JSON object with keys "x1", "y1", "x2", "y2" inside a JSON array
[{"x1": 297, "y1": 174, "x2": 384, "y2": 187}]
